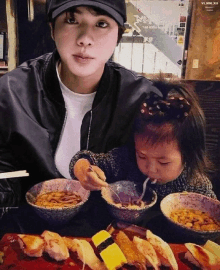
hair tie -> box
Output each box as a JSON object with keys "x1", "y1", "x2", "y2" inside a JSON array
[{"x1": 140, "y1": 92, "x2": 191, "y2": 121}]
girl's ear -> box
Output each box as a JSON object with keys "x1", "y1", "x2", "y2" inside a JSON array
[{"x1": 49, "y1": 22, "x2": 55, "y2": 40}]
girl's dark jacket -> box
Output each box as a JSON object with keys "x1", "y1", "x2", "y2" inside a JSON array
[{"x1": 0, "y1": 50, "x2": 160, "y2": 206}]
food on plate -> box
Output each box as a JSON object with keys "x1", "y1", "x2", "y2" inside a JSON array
[
  {"x1": 34, "y1": 191, "x2": 82, "y2": 208},
  {"x1": 114, "y1": 199, "x2": 146, "y2": 209},
  {"x1": 133, "y1": 236, "x2": 161, "y2": 270},
  {"x1": 17, "y1": 234, "x2": 45, "y2": 257},
  {"x1": 114, "y1": 230, "x2": 147, "y2": 269},
  {"x1": 184, "y1": 243, "x2": 220, "y2": 270},
  {"x1": 63, "y1": 236, "x2": 78, "y2": 251},
  {"x1": 92, "y1": 230, "x2": 127, "y2": 270},
  {"x1": 41, "y1": 230, "x2": 69, "y2": 261},
  {"x1": 203, "y1": 240, "x2": 220, "y2": 259},
  {"x1": 169, "y1": 209, "x2": 220, "y2": 231},
  {"x1": 63, "y1": 237, "x2": 107, "y2": 270},
  {"x1": 73, "y1": 239, "x2": 107, "y2": 270},
  {"x1": 146, "y1": 230, "x2": 178, "y2": 270}
]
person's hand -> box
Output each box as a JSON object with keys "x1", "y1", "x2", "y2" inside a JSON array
[{"x1": 73, "y1": 158, "x2": 108, "y2": 191}]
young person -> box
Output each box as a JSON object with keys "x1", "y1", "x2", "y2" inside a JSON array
[
  {"x1": 70, "y1": 78, "x2": 217, "y2": 201},
  {"x1": 0, "y1": 0, "x2": 161, "y2": 206}
]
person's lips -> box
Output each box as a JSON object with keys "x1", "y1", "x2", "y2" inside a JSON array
[{"x1": 73, "y1": 53, "x2": 94, "y2": 63}]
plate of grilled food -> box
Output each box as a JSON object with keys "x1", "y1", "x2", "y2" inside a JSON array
[{"x1": 0, "y1": 221, "x2": 219, "y2": 270}]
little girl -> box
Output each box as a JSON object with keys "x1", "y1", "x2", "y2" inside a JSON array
[{"x1": 69, "y1": 78, "x2": 217, "y2": 201}]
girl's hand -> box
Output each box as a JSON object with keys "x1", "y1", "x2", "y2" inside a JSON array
[{"x1": 73, "y1": 158, "x2": 108, "y2": 191}]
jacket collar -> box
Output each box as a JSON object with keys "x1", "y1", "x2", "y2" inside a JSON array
[{"x1": 43, "y1": 50, "x2": 65, "y2": 106}]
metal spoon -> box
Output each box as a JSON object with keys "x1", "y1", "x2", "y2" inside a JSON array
[{"x1": 88, "y1": 166, "x2": 123, "y2": 204}]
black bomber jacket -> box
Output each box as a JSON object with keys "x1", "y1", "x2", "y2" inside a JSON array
[{"x1": 0, "y1": 50, "x2": 160, "y2": 206}]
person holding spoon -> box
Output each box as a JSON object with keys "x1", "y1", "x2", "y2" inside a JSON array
[{"x1": 70, "y1": 77, "x2": 217, "y2": 201}]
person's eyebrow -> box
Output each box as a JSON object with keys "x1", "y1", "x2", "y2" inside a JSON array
[{"x1": 74, "y1": 8, "x2": 82, "y2": 15}]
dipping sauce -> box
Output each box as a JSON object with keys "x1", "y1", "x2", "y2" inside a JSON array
[
  {"x1": 170, "y1": 208, "x2": 220, "y2": 231},
  {"x1": 34, "y1": 191, "x2": 82, "y2": 208}
]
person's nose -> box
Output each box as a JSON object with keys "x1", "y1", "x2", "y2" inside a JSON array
[
  {"x1": 145, "y1": 160, "x2": 157, "y2": 174},
  {"x1": 76, "y1": 25, "x2": 94, "y2": 48}
]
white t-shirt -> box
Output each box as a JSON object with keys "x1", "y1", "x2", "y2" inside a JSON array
[{"x1": 55, "y1": 64, "x2": 96, "y2": 179}]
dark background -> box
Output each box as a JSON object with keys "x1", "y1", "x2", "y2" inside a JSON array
[{"x1": 17, "y1": 0, "x2": 55, "y2": 65}]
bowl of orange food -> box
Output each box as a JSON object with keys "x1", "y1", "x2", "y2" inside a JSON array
[
  {"x1": 160, "y1": 192, "x2": 220, "y2": 242},
  {"x1": 26, "y1": 178, "x2": 90, "y2": 225}
]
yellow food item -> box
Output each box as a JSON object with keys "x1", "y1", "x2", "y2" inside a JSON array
[
  {"x1": 169, "y1": 209, "x2": 220, "y2": 231},
  {"x1": 203, "y1": 240, "x2": 220, "y2": 259},
  {"x1": 34, "y1": 191, "x2": 82, "y2": 208},
  {"x1": 92, "y1": 230, "x2": 127, "y2": 270}
]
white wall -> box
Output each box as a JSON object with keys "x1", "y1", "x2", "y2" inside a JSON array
[
  {"x1": 113, "y1": 0, "x2": 189, "y2": 77},
  {"x1": 114, "y1": 41, "x2": 181, "y2": 76}
]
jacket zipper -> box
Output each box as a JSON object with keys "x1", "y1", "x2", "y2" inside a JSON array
[{"x1": 86, "y1": 110, "x2": 93, "y2": 150}]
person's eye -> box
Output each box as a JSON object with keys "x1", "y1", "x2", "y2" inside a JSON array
[
  {"x1": 65, "y1": 13, "x2": 78, "y2": 24},
  {"x1": 159, "y1": 161, "x2": 170, "y2": 166},
  {"x1": 137, "y1": 153, "x2": 146, "y2": 159},
  {"x1": 66, "y1": 17, "x2": 78, "y2": 24},
  {"x1": 96, "y1": 21, "x2": 109, "y2": 28}
]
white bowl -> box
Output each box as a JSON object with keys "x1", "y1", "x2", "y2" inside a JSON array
[{"x1": 26, "y1": 178, "x2": 90, "y2": 225}]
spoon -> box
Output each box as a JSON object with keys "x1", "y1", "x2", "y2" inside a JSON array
[{"x1": 88, "y1": 166, "x2": 123, "y2": 204}]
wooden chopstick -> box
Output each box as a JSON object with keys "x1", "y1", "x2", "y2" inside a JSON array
[{"x1": 0, "y1": 170, "x2": 29, "y2": 179}]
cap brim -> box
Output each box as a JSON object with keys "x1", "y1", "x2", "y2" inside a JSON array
[{"x1": 51, "y1": 1, "x2": 124, "y2": 26}]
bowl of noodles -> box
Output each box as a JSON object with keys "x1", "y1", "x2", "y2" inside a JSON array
[
  {"x1": 101, "y1": 180, "x2": 157, "y2": 224},
  {"x1": 160, "y1": 192, "x2": 220, "y2": 243},
  {"x1": 26, "y1": 178, "x2": 90, "y2": 225}
]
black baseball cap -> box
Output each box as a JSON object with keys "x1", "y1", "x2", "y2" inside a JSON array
[{"x1": 46, "y1": 0, "x2": 126, "y2": 26}]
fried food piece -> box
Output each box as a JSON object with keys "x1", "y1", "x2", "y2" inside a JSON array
[
  {"x1": 185, "y1": 243, "x2": 220, "y2": 270},
  {"x1": 146, "y1": 230, "x2": 178, "y2": 270},
  {"x1": 18, "y1": 234, "x2": 45, "y2": 257},
  {"x1": 41, "y1": 230, "x2": 69, "y2": 261},
  {"x1": 114, "y1": 231, "x2": 146, "y2": 270},
  {"x1": 133, "y1": 236, "x2": 161, "y2": 270},
  {"x1": 92, "y1": 230, "x2": 127, "y2": 270}
]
